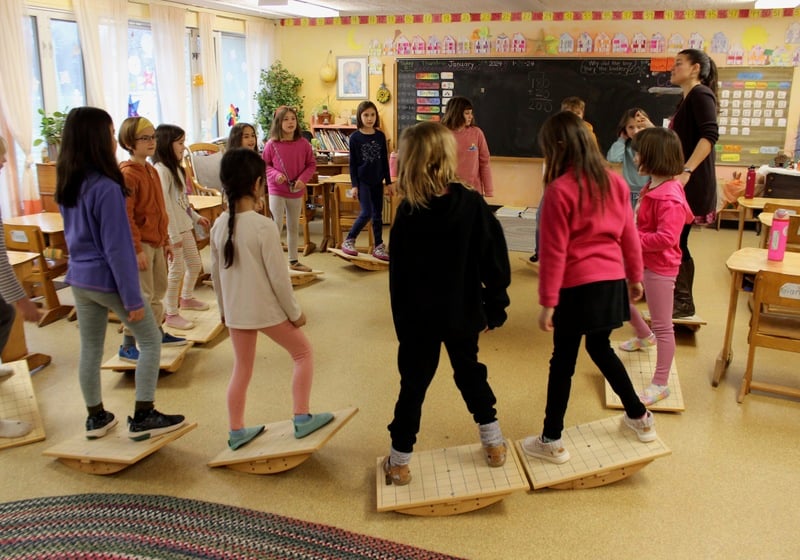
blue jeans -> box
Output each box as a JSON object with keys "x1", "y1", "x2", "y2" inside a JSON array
[
  {"x1": 72, "y1": 286, "x2": 161, "y2": 408},
  {"x1": 348, "y1": 182, "x2": 384, "y2": 246}
]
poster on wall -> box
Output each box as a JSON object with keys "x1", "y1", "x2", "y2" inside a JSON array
[{"x1": 716, "y1": 67, "x2": 794, "y2": 167}]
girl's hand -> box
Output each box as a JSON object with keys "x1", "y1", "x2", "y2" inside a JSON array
[
  {"x1": 16, "y1": 298, "x2": 42, "y2": 323},
  {"x1": 136, "y1": 251, "x2": 148, "y2": 271},
  {"x1": 164, "y1": 244, "x2": 174, "y2": 263},
  {"x1": 197, "y1": 217, "x2": 211, "y2": 229},
  {"x1": 291, "y1": 312, "x2": 307, "y2": 328},
  {"x1": 173, "y1": 240, "x2": 183, "y2": 249},
  {"x1": 276, "y1": 174, "x2": 286, "y2": 184},
  {"x1": 294, "y1": 180, "x2": 305, "y2": 191},
  {"x1": 350, "y1": 187, "x2": 358, "y2": 199},
  {"x1": 127, "y1": 307, "x2": 145, "y2": 323},
  {"x1": 678, "y1": 171, "x2": 691, "y2": 186},
  {"x1": 629, "y1": 281, "x2": 644, "y2": 302},
  {"x1": 635, "y1": 112, "x2": 654, "y2": 128},
  {"x1": 386, "y1": 184, "x2": 394, "y2": 197},
  {"x1": 539, "y1": 307, "x2": 555, "y2": 332}
]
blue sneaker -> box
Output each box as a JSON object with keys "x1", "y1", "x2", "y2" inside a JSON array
[
  {"x1": 118, "y1": 345, "x2": 139, "y2": 363},
  {"x1": 293, "y1": 412, "x2": 334, "y2": 439},
  {"x1": 162, "y1": 332, "x2": 187, "y2": 346}
]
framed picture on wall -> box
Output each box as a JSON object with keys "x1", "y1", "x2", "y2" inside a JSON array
[{"x1": 337, "y1": 56, "x2": 368, "y2": 100}]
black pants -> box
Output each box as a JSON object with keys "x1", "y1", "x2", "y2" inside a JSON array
[
  {"x1": 542, "y1": 328, "x2": 646, "y2": 440},
  {"x1": 0, "y1": 298, "x2": 15, "y2": 352},
  {"x1": 388, "y1": 333, "x2": 498, "y2": 453},
  {"x1": 679, "y1": 222, "x2": 692, "y2": 262}
]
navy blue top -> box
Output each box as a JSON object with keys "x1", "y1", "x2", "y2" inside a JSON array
[{"x1": 348, "y1": 129, "x2": 391, "y2": 188}]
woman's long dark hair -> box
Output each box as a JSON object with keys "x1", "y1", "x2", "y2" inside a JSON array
[
  {"x1": 152, "y1": 124, "x2": 186, "y2": 193},
  {"x1": 678, "y1": 48, "x2": 719, "y2": 108},
  {"x1": 218, "y1": 148, "x2": 266, "y2": 268},
  {"x1": 56, "y1": 107, "x2": 126, "y2": 208}
]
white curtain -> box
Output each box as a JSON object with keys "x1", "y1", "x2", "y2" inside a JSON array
[
  {"x1": 198, "y1": 12, "x2": 219, "y2": 137},
  {"x1": 245, "y1": 19, "x2": 276, "y2": 139},
  {"x1": 0, "y1": 0, "x2": 37, "y2": 216},
  {"x1": 150, "y1": 4, "x2": 187, "y2": 128}
]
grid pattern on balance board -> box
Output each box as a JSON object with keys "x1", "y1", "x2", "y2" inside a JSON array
[
  {"x1": 605, "y1": 344, "x2": 685, "y2": 412},
  {"x1": 0, "y1": 361, "x2": 45, "y2": 450},
  {"x1": 376, "y1": 443, "x2": 529, "y2": 511}
]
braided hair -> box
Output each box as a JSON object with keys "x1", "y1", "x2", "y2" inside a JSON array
[{"x1": 218, "y1": 148, "x2": 266, "y2": 268}]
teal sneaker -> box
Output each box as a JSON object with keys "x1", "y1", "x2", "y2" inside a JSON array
[
  {"x1": 293, "y1": 412, "x2": 334, "y2": 439},
  {"x1": 228, "y1": 425, "x2": 266, "y2": 450}
]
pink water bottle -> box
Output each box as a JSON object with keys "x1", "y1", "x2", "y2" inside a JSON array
[
  {"x1": 767, "y1": 208, "x2": 790, "y2": 262},
  {"x1": 389, "y1": 152, "x2": 398, "y2": 178},
  {"x1": 744, "y1": 165, "x2": 756, "y2": 199}
]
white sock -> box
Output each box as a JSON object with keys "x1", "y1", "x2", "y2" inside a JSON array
[
  {"x1": 479, "y1": 420, "x2": 504, "y2": 447},
  {"x1": 389, "y1": 446, "x2": 412, "y2": 467},
  {"x1": 0, "y1": 419, "x2": 33, "y2": 438}
]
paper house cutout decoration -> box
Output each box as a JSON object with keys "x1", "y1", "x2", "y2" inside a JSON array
[
  {"x1": 786, "y1": 22, "x2": 800, "y2": 44},
  {"x1": 711, "y1": 32, "x2": 729, "y2": 53},
  {"x1": 457, "y1": 37, "x2": 471, "y2": 55},
  {"x1": 769, "y1": 46, "x2": 791, "y2": 66},
  {"x1": 495, "y1": 33, "x2": 510, "y2": 53},
  {"x1": 475, "y1": 37, "x2": 490, "y2": 54},
  {"x1": 559, "y1": 33, "x2": 575, "y2": 53},
  {"x1": 577, "y1": 32, "x2": 593, "y2": 53},
  {"x1": 443, "y1": 35, "x2": 456, "y2": 54},
  {"x1": 630, "y1": 32, "x2": 647, "y2": 53},
  {"x1": 688, "y1": 33, "x2": 704, "y2": 50},
  {"x1": 650, "y1": 33, "x2": 666, "y2": 53},
  {"x1": 612, "y1": 33, "x2": 629, "y2": 53},
  {"x1": 427, "y1": 35, "x2": 441, "y2": 55},
  {"x1": 748, "y1": 45, "x2": 767, "y2": 65},
  {"x1": 667, "y1": 33, "x2": 685, "y2": 53},
  {"x1": 792, "y1": 47, "x2": 800, "y2": 65},
  {"x1": 395, "y1": 35, "x2": 411, "y2": 55},
  {"x1": 512, "y1": 33, "x2": 527, "y2": 53},
  {"x1": 368, "y1": 39, "x2": 381, "y2": 57},
  {"x1": 411, "y1": 35, "x2": 426, "y2": 55},
  {"x1": 382, "y1": 38, "x2": 394, "y2": 56},
  {"x1": 727, "y1": 44, "x2": 744, "y2": 65},
  {"x1": 594, "y1": 32, "x2": 611, "y2": 53}
]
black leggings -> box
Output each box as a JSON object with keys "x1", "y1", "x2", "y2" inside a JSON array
[
  {"x1": 542, "y1": 328, "x2": 646, "y2": 440},
  {"x1": 679, "y1": 223, "x2": 692, "y2": 262}
]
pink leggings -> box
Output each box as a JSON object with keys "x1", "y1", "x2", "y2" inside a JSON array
[
  {"x1": 629, "y1": 269, "x2": 676, "y2": 386},
  {"x1": 227, "y1": 321, "x2": 313, "y2": 430}
]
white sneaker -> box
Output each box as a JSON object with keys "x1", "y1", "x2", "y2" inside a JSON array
[
  {"x1": 521, "y1": 435, "x2": 571, "y2": 464},
  {"x1": 623, "y1": 411, "x2": 657, "y2": 442},
  {"x1": 619, "y1": 333, "x2": 656, "y2": 352}
]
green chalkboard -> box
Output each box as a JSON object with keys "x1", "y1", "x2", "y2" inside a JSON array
[{"x1": 396, "y1": 58, "x2": 680, "y2": 158}]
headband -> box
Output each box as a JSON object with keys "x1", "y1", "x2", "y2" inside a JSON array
[{"x1": 135, "y1": 117, "x2": 154, "y2": 134}]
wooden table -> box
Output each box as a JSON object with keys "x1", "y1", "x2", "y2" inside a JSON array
[
  {"x1": 2, "y1": 251, "x2": 51, "y2": 372},
  {"x1": 319, "y1": 174, "x2": 352, "y2": 252},
  {"x1": 4, "y1": 212, "x2": 66, "y2": 254},
  {"x1": 188, "y1": 195, "x2": 223, "y2": 224},
  {"x1": 713, "y1": 247, "x2": 800, "y2": 386},
  {"x1": 736, "y1": 197, "x2": 799, "y2": 249}
]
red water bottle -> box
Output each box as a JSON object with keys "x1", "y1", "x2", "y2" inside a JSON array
[
  {"x1": 767, "y1": 209, "x2": 790, "y2": 262},
  {"x1": 744, "y1": 165, "x2": 756, "y2": 199}
]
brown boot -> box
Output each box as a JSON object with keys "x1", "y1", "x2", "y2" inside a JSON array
[
  {"x1": 383, "y1": 457, "x2": 411, "y2": 486},
  {"x1": 484, "y1": 442, "x2": 507, "y2": 467},
  {"x1": 673, "y1": 258, "x2": 696, "y2": 318}
]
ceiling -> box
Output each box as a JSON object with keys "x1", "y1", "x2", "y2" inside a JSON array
[{"x1": 176, "y1": 0, "x2": 772, "y2": 19}]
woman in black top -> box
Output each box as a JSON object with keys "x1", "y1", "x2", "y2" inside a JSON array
[{"x1": 669, "y1": 48, "x2": 719, "y2": 318}]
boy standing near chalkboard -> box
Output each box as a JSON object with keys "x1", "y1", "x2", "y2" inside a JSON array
[{"x1": 531, "y1": 97, "x2": 598, "y2": 263}]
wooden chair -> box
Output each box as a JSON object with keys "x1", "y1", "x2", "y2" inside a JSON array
[
  {"x1": 738, "y1": 270, "x2": 800, "y2": 403},
  {"x1": 186, "y1": 143, "x2": 222, "y2": 196},
  {"x1": 331, "y1": 183, "x2": 374, "y2": 253},
  {"x1": 4, "y1": 224, "x2": 72, "y2": 327}
]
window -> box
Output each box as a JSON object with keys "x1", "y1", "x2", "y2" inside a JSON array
[
  {"x1": 218, "y1": 33, "x2": 250, "y2": 135},
  {"x1": 127, "y1": 23, "x2": 160, "y2": 123}
]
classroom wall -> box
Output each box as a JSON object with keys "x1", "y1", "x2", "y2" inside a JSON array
[{"x1": 275, "y1": 11, "x2": 800, "y2": 207}]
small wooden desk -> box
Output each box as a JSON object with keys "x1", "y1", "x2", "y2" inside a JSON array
[
  {"x1": 713, "y1": 247, "x2": 800, "y2": 386},
  {"x1": 319, "y1": 175, "x2": 352, "y2": 252},
  {"x1": 188, "y1": 195, "x2": 223, "y2": 224},
  {"x1": 4, "y1": 212, "x2": 66, "y2": 254},
  {"x1": 2, "y1": 251, "x2": 51, "y2": 372},
  {"x1": 736, "y1": 197, "x2": 799, "y2": 249}
]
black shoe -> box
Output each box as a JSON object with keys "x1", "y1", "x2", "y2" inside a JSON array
[
  {"x1": 85, "y1": 410, "x2": 118, "y2": 440},
  {"x1": 127, "y1": 408, "x2": 186, "y2": 441},
  {"x1": 529, "y1": 253, "x2": 539, "y2": 263}
]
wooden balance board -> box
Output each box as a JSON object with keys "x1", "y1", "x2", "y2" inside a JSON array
[
  {"x1": 170, "y1": 295, "x2": 225, "y2": 345},
  {"x1": 376, "y1": 442, "x2": 530, "y2": 516},
  {"x1": 642, "y1": 309, "x2": 706, "y2": 332},
  {"x1": 208, "y1": 407, "x2": 358, "y2": 474},
  {"x1": 519, "y1": 256, "x2": 539, "y2": 273},
  {"x1": 0, "y1": 360, "x2": 46, "y2": 450},
  {"x1": 43, "y1": 422, "x2": 197, "y2": 474},
  {"x1": 328, "y1": 248, "x2": 389, "y2": 271},
  {"x1": 515, "y1": 415, "x2": 671, "y2": 490},
  {"x1": 101, "y1": 342, "x2": 194, "y2": 373},
  {"x1": 605, "y1": 344, "x2": 685, "y2": 412},
  {"x1": 289, "y1": 268, "x2": 324, "y2": 286}
]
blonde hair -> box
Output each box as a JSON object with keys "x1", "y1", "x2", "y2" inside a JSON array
[
  {"x1": 396, "y1": 122, "x2": 459, "y2": 209},
  {"x1": 0, "y1": 135, "x2": 6, "y2": 156}
]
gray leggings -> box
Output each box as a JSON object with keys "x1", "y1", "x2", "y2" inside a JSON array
[{"x1": 71, "y1": 286, "x2": 161, "y2": 408}]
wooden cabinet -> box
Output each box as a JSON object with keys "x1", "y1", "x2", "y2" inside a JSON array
[
  {"x1": 35, "y1": 163, "x2": 58, "y2": 212},
  {"x1": 310, "y1": 120, "x2": 356, "y2": 156}
]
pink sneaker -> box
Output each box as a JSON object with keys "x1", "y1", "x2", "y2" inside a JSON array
[
  {"x1": 180, "y1": 297, "x2": 209, "y2": 311},
  {"x1": 164, "y1": 313, "x2": 195, "y2": 330}
]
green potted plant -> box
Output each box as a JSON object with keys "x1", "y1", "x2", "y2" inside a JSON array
[
  {"x1": 33, "y1": 108, "x2": 68, "y2": 162},
  {"x1": 255, "y1": 61, "x2": 306, "y2": 137}
]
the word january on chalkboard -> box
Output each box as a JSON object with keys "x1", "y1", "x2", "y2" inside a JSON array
[{"x1": 396, "y1": 58, "x2": 680, "y2": 158}]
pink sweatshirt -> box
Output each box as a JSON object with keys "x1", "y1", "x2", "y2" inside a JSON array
[
  {"x1": 262, "y1": 138, "x2": 316, "y2": 199},
  {"x1": 635, "y1": 179, "x2": 694, "y2": 276},
  {"x1": 451, "y1": 126, "x2": 493, "y2": 197},
  {"x1": 538, "y1": 169, "x2": 643, "y2": 308}
]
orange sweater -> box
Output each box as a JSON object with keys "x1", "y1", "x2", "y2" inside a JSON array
[{"x1": 119, "y1": 160, "x2": 169, "y2": 253}]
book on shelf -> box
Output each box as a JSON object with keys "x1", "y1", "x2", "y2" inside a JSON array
[{"x1": 313, "y1": 129, "x2": 350, "y2": 152}]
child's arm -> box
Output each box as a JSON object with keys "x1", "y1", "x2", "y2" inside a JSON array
[
  {"x1": 155, "y1": 164, "x2": 182, "y2": 244},
  {"x1": 619, "y1": 187, "x2": 644, "y2": 285},
  {"x1": 121, "y1": 172, "x2": 144, "y2": 256},
  {"x1": 479, "y1": 203, "x2": 510, "y2": 329},
  {"x1": 639, "y1": 200, "x2": 688, "y2": 253},
  {"x1": 262, "y1": 141, "x2": 285, "y2": 186},
  {"x1": 209, "y1": 223, "x2": 224, "y2": 322},
  {"x1": 606, "y1": 137, "x2": 626, "y2": 163},
  {"x1": 260, "y1": 220, "x2": 302, "y2": 321},
  {"x1": 380, "y1": 131, "x2": 392, "y2": 186},
  {"x1": 348, "y1": 133, "x2": 361, "y2": 188},
  {"x1": 296, "y1": 139, "x2": 316, "y2": 186},
  {"x1": 476, "y1": 129, "x2": 493, "y2": 196}
]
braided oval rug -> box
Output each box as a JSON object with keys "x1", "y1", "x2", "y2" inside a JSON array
[{"x1": 0, "y1": 493, "x2": 465, "y2": 559}]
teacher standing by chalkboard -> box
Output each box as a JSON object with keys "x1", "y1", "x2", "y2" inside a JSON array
[
  {"x1": 442, "y1": 97, "x2": 494, "y2": 197},
  {"x1": 669, "y1": 49, "x2": 719, "y2": 319}
]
